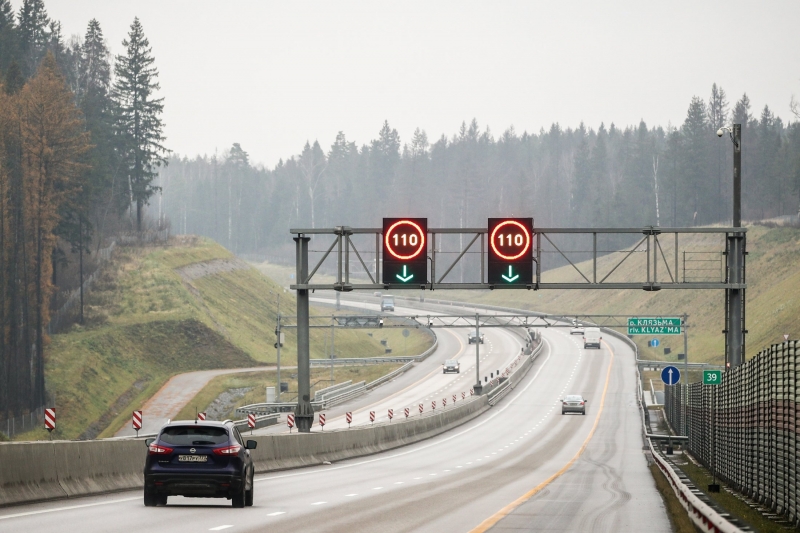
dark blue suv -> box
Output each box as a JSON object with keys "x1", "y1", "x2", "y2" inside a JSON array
[{"x1": 143, "y1": 420, "x2": 257, "y2": 507}]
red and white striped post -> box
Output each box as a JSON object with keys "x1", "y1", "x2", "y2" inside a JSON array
[
  {"x1": 432, "y1": 400, "x2": 436, "y2": 411},
  {"x1": 44, "y1": 408, "x2": 55, "y2": 434},
  {"x1": 452, "y1": 394, "x2": 457, "y2": 404},
  {"x1": 461, "y1": 392, "x2": 466, "y2": 400},
  {"x1": 404, "y1": 407, "x2": 410, "y2": 418},
  {"x1": 470, "y1": 388, "x2": 474, "y2": 396},
  {"x1": 287, "y1": 413, "x2": 295, "y2": 432},
  {"x1": 418, "y1": 403, "x2": 423, "y2": 414},
  {"x1": 132, "y1": 410, "x2": 142, "y2": 437},
  {"x1": 369, "y1": 411, "x2": 375, "y2": 425},
  {"x1": 197, "y1": 412, "x2": 206, "y2": 421},
  {"x1": 442, "y1": 397, "x2": 447, "y2": 408},
  {"x1": 247, "y1": 413, "x2": 256, "y2": 434},
  {"x1": 388, "y1": 409, "x2": 393, "y2": 422},
  {"x1": 319, "y1": 413, "x2": 326, "y2": 431},
  {"x1": 346, "y1": 412, "x2": 352, "y2": 428}
]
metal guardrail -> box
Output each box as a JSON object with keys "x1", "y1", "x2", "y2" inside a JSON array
[{"x1": 664, "y1": 340, "x2": 799, "y2": 527}]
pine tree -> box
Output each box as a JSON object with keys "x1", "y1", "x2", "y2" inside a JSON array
[
  {"x1": 0, "y1": 0, "x2": 18, "y2": 75},
  {"x1": 16, "y1": 0, "x2": 50, "y2": 78},
  {"x1": 113, "y1": 17, "x2": 168, "y2": 231},
  {"x1": 708, "y1": 84, "x2": 730, "y2": 221},
  {"x1": 19, "y1": 52, "x2": 89, "y2": 405}
]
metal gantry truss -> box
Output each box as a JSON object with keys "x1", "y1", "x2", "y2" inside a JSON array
[
  {"x1": 287, "y1": 225, "x2": 746, "y2": 432},
  {"x1": 289, "y1": 226, "x2": 746, "y2": 291}
]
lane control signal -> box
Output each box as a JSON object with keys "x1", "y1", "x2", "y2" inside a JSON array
[
  {"x1": 382, "y1": 218, "x2": 428, "y2": 285},
  {"x1": 487, "y1": 218, "x2": 533, "y2": 285}
]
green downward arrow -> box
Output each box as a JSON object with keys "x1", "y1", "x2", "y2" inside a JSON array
[
  {"x1": 501, "y1": 265, "x2": 519, "y2": 282},
  {"x1": 396, "y1": 265, "x2": 414, "y2": 282}
]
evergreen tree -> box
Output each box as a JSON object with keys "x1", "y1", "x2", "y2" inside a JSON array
[
  {"x1": 16, "y1": 0, "x2": 50, "y2": 77},
  {"x1": 0, "y1": 0, "x2": 17, "y2": 75},
  {"x1": 679, "y1": 97, "x2": 711, "y2": 225},
  {"x1": 707, "y1": 84, "x2": 730, "y2": 221},
  {"x1": 113, "y1": 17, "x2": 168, "y2": 231}
]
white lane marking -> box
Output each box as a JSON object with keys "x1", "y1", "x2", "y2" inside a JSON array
[
  {"x1": 394, "y1": 481, "x2": 404, "y2": 484},
  {"x1": 413, "y1": 477, "x2": 422, "y2": 480},
  {"x1": 267, "y1": 511, "x2": 286, "y2": 516},
  {"x1": 456, "y1": 466, "x2": 463, "y2": 468},
  {"x1": 345, "y1": 494, "x2": 358, "y2": 497},
  {"x1": 373, "y1": 487, "x2": 383, "y2": 490},
  {"x1": 257, "y1": 343, "x2": 554, "y2": 484},
  {"x1": 210, "y1": 527, "x2": 233, "y2": 531},
  {"x1": 0, "y1": 497, "x2": 140, "y2": 521},
  {"x1": 429, "y1": 473, "x2": 437, "y2": 476},
  {"x1": 311, "y1": 501, "x2": 327, "y2": 505}
]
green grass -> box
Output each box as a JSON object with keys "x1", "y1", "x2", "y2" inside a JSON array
[
  {"x1": 174, "y1": 364, "x2": 403, "y2": 421},
  {"x1": 32, "y1": 236, "x2": 431, "y2": 441}
]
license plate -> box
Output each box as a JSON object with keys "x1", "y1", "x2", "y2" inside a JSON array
[{"x1": 178, "y1": 455, "x2": 208, "y2": 462}]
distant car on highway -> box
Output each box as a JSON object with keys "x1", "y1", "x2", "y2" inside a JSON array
[
  {"x1": 467, "y1": 330, "x2": 485, "y2": 344},
  {"x1": 442, "y1": 359, "x2": 460, "y2": 373},
  {"x1": 570, "y1": 323, "x2": 585, "y2": 335},
  {"x1": 381, "y1": 295, "x2": 395, "y2": 312},
  {"x1": 143, "y1": 420, "x2": 257, "y2": 508},
  {"x1": 561, "y1": 395, "x2": 587, "y2": 415}
]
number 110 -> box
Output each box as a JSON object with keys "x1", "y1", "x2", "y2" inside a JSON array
[{"x1": 498, "y1": 233, "x2": 524, "y2": 246}]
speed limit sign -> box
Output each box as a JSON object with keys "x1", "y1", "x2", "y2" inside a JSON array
[{"x1": 487, "y1": 218, "x2": 533, "y2": 285}]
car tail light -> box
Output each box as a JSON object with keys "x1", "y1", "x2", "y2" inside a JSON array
[
  {"x1": 562, "y1": 401, "x2": 567, "y2": 405},
  {"x1": 580, "y1": 401, "x2": 585, "y2": 405},
  {"x1": 148, "y1": 443, "x2": 173, "y2": 455},
  {"x1": 213, "y1": 444, "x2": 242, "y2": 456}
]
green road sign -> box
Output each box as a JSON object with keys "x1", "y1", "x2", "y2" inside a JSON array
[
  {"x1": 627, "y1": 317, "x2": 682, "y2": 335},
  {"x1": 703, "y1": 370, "x2": 722, "y2": 385}
]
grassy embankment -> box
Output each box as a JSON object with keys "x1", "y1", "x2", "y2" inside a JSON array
[{"x1": 22, "y1": 237, "x2": 429, "y2": 441}]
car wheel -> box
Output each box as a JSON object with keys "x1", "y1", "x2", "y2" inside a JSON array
[
  {"x1": 143, "y1": 487, "x2": 157, "y2": 507},
  {"x1": 232, "y1": 477, "x2": 246, "y2": 508},
  {"x1": 582, "y1": 411, "x2": 586, "y2": 415},
  {"x1": 561, "y1": 410, "x2": 565, "y2": 415},
  {"x1": 157, "y1": 494, "x2": 168, "y2": 506},
  {"x1": 245, "y1": 470, "x2": 254, "y2": 507}
]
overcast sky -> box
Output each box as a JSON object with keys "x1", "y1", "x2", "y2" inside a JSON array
[{"x1": 18, "y1": 0, "x2": 800, "y2": 167}]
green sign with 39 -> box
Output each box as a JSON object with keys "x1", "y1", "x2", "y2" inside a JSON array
[{"x1": 703, "y1": 370, "x2": 722, "y2": 385}]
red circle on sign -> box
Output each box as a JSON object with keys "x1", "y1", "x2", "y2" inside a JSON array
[
  {"x1": 490, "y1": 220, "x2": 531, "y2": 260},
  {"x1": 385, "y1": 220, "x2": 426, "y2": 260}
]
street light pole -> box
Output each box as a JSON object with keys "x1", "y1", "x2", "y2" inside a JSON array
[{"x1": 719, "y1": 124, "x2": 745, "y2": 368}]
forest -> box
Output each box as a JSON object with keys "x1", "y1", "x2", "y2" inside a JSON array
[
  {"x1": 157, "y1": 88, "x2": 800, "y2": 262},
  {"x1": 0, "y1": 0, "x2": 167, "y2": 418}
]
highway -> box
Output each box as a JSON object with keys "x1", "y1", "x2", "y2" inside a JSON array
[
  {"x1": 300, "y1": 297, "x2": 527, "y2": 431},
  {"x1": 0, "y1": 325, "x2": 670, "y2": 532}
]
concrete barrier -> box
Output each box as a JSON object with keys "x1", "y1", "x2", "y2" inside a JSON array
[
  {"x1": 248, "y1": 396, "x2": 489, "y2": 473},
  {"x1": 0, "y1": 439, "x2": 146, "y2": 506},
  {"x1": 0, "y1": 396, "x2": 488, "y2": 507}
]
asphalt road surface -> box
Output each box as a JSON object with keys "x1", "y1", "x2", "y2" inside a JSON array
[{"x1": 0, "y1": 327, "x2": 670, "y2": 532}]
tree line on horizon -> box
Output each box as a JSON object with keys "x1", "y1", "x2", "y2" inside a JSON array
[
  {"x1": 157, "y1": 85, "x2": 800, "y2": 262},
  {"x1": 0, "y1": 0, "x2": 167, "y2": 420}
]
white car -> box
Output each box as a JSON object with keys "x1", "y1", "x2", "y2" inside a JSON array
[
  {"x1": 468, "y1": 330, "x2": 485, "y2": 344},
  {"x1": 570, "y1": 323, "x2": 585, "y2": 335}
]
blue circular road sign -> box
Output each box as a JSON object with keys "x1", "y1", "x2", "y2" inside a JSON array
[
  {"x1": 651, "y1": 338, "x2": 660, "y2": 347},
  {"x1": 661, "y1": 365, "x2": 680, "y2": 386}
]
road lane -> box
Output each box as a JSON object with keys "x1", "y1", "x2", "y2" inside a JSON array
[{"x1": 0, "y1": 327, "x2": 669, "y2": 533}]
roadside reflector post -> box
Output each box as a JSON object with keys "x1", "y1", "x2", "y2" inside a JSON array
[
  {"x1": 319, "y1": 413, "x2": 326, "y2": 431},
  {"x1": 132, "y1": 410, "x2": 142, "y2": 437},
  {"x1": 44, "y1": 408, "x2": 55, "y2": 439},
  {"x1": 345, "y1": 412, "x2": 352, "y2": 428},
  {"x1": 287, "y1": 413, "x2": 295, "y2": 433}
]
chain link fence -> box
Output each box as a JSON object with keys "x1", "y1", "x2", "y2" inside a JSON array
[{"x1": 664, "y1": 340, "x2": 799, "y2": 525}]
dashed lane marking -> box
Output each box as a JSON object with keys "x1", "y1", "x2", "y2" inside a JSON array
[
  {"x1": 311, "y1": 502, "x2": 326, "y2": 505},
  {"x1": 209, "y1": 527, "x2": 234, "y2": 531},
  {"x1": 0, "y1": 497, "x2": 140, "y2": 521},
  {"x1": 267, "y1": 512, "x2": 286, "y2": 516}
]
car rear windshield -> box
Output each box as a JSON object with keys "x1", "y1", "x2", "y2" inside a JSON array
[
  {"x1": 160, "y1": 426, "x2": 229, "y2": 446},
  {"x1": 565, "y1": 395, "x2": 583, "y2": 401},
  {"x1": 445, "y1": 360, "x2": 457, "y2": 365}
]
